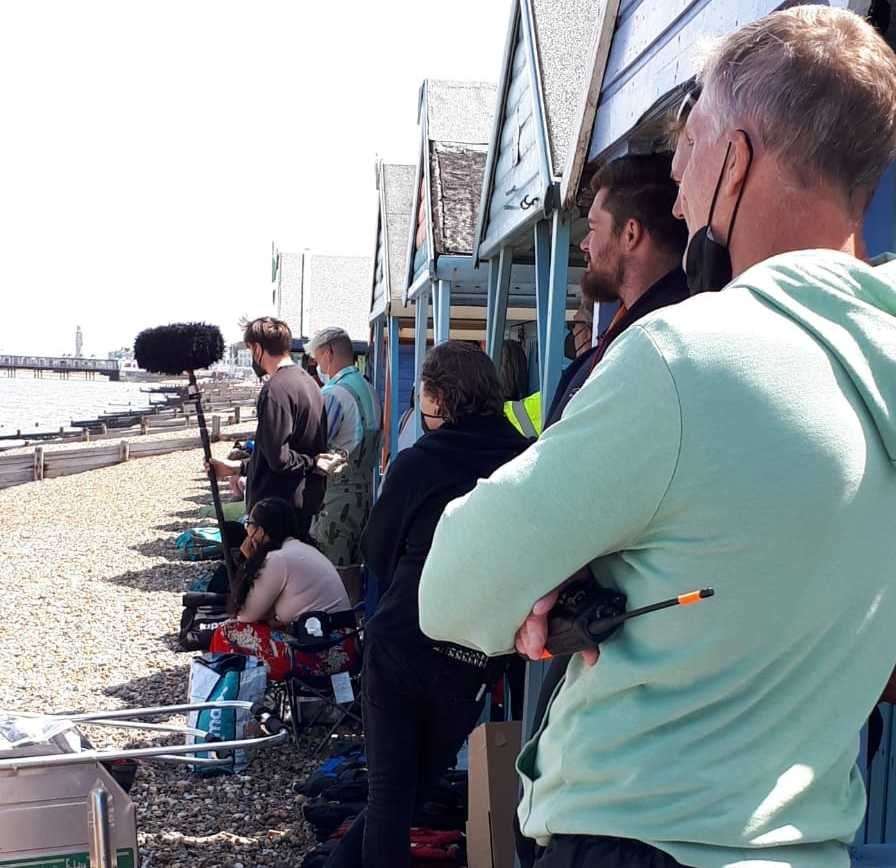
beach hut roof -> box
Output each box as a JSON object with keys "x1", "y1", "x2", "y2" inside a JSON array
[
  {"x1": 370, "y1": 160, "x2": 416, "y2": 320},
  {"x1": 406, "y1": 80, "x2": 496, "y2": 293}
]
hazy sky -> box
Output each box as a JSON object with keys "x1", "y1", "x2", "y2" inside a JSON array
[{"x1": 0, "y1": 1, "x2": 511, "y2": 356}]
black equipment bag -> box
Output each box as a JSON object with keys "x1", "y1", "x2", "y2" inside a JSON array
[{"x1": 178, "y1": 579, "x2": 228, "y2": 652}]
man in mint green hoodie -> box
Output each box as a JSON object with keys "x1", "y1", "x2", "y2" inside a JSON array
[{"x1": 419, "y1": 7, "x2": 896, "y2": 868}]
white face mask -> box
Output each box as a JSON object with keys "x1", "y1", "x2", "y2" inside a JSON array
[{"x1": 316, "y1": 347, "x2": 333, "y2": 384}]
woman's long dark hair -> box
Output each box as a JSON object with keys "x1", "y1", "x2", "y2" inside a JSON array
[{"x1": 229, "y1": 497, "x2": 300, "y2": 614}]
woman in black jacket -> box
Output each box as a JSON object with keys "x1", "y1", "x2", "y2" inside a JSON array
[{"x1": 326, "y1": 341, "x2": 529, "y2": 868}]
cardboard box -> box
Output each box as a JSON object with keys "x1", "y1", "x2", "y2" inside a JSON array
[{"x1": 466, "y1": 721, "x2": 522, "y2": 868}]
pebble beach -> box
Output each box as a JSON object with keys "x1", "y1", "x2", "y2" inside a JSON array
[{"x1": 0, "y1": 441, "x2": 321, "y2": 867}]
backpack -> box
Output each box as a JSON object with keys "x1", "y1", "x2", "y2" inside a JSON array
[
  {"x1": 178, "y1": 566, "x2": 230, "y2": 652},
  {"x1": 300, "y1": 828, "x2": 465, "y2": 867},
  {"x1": 174, "y1": 527, "x2": 223, "y2": 561},
  {"x1": 409, "y1": 828, "x2": 465, "y2": 864},
  {"x1": 296, "y1": 742, "x2": 366, "y2": 797},
  {"x1": 174, "y1": 521, "x2": 246, "y2": 561},
  {"x1": 302, "y1": 797, "x2": 365, "y2": 841}
]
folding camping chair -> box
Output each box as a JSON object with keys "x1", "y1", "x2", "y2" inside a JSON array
[{"x1": 268, "y1": 606, "x2": 365, "y2": 755}]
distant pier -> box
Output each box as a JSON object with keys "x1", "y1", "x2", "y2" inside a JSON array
[{"x1": 0, "y1": 354, "x2": 120, "y2": 381}]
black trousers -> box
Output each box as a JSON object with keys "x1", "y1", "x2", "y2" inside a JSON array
[
  {"x1": 535, "y1": 835, "x2": 693, "y2": 867},
  {"x1": 325, "y1": 637, "x2": 485, "y2": 868},
  {"x1": 517, "y1": 654, "x2": 571, "y2": 868}
]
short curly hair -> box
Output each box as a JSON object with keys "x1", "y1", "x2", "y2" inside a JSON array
[{"x1": 421, "y1": 340, "x2": 504, "y2": 424}]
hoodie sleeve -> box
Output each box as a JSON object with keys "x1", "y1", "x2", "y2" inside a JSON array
[{"x1": 418, "y1": 326, "x2": 683, "y2": 656}]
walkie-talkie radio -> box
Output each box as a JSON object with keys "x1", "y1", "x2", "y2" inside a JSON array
[{"x1": 543, "y1": 578, "x2": 715, "y2": 657}]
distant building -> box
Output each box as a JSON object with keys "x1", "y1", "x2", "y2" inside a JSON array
[
  {"x1": 271, "y1": 244, "x2": 372, "y2": 343},
  {"x1": 272, "y1": 249, "x2": 304, "y2": 337},
  {"x1": 302, "y1": 253, "x2": 373, "y2": 342},
  {"x1": 75, "y1": 326, "x2": 83, "y2": 358},
  {"x1": 227, "y1": 342, "x2": 252, "y2": 369}
]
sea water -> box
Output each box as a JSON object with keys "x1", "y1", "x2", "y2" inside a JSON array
[{"x1": 0, "y1": 376, "x2": 154, "y2": 435}]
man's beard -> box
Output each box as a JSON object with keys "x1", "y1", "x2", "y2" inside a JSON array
[{"x1": 581, "y1": 257, "x2": 624, "y2": 304}]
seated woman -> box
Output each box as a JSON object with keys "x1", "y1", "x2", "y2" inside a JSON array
[
  {"x1": 326, "y1": 340, "x2": 529, "y2": 868},
  {"x1": 210, "y1": 497, "x2": 357, "y2": 682}
]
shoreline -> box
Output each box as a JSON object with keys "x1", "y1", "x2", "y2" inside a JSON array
[{"x1": 0, "y1": 420, "x2": 256, "y2": 456}]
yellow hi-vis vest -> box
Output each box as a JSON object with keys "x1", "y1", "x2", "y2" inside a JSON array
[{"x1": 504, "y1": 392, "x2": 542, "y2": 439}]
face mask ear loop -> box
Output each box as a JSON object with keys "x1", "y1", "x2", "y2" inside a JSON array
[
  {"x1": 724, "y1": 131, "x2": 754, "y2": 249},
  {"x1": 705, "y1": 141, "x2": 733, "y2": 239}
]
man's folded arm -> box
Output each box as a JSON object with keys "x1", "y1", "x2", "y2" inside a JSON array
[{"x1": 418, "y1": 326, "x2": 683, "y2": 656}]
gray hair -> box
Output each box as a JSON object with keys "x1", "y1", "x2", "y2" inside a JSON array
[
  {"x1": 308, "y1": 326, "x2": 353, "y2": 357},
  {"x1": 698, "y1": 6, "x2": 896, "y2": 207}
]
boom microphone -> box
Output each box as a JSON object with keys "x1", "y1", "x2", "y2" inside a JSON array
[
  {"x1": 134, "y1": 321, "x2": 236, "y2": 586},
  {"x1": 134, "y1": 322, "x2": 225, "y2": 375}
]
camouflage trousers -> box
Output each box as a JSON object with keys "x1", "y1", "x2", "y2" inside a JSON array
[{"x1": 311, "y1": 485, "x2": 372, "y2": 567}]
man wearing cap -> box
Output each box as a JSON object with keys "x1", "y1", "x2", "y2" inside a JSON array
[
  {"x1": 420, "y1": 7, "x2": 896, "y2": 867},
  {"x1": 308, "y1": 327, "x2": 382, "y2": 570}
]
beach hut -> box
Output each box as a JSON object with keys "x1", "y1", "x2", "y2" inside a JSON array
[
  {"x1": 368, "y1": 159, "x2": 417, "y2": 459},
  {"x1": 473, "y1": 0, "x2": 619, "y2": 422},
  {"x1": 404, "y1": 78, "x2": 586, "y2": 438},
  {"x1": 402, "y1": 79, "x2": 494, "y2": 439}
]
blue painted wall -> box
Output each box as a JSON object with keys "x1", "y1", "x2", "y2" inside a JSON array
[
  {"x1": 588, "y1": 0, "x2": 781, "y2": 162},
  {"x1": 397, "y1": 344, "x2": 415, "y2": 415},
  {"x1": 865, "y1": 165, "x2": 896, "y2": 258}
]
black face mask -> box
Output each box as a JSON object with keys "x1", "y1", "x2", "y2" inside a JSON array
[
  {"x1": 421, "y1": 412, "x2": 444, "y2": 433},
  {"x1": 685, "y1": 134, "x2": 753, "y2": 295},
  {"x1": 251, "y1": 349, "x2": 266, "y2": 380}
]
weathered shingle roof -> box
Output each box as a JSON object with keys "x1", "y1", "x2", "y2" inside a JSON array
[
  {"x1": 418, "y1": 81, "x2": 495, "y2": 260},
  {"x1": 303, "y1": 254, "x2": 373, "y2": 342},
  {"x1": 430, "y1": 143, "x2": 488, "y2": 256}
]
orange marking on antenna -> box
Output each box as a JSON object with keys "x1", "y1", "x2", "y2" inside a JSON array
[{"x1": 678, "y1": 591, "x2": 703, "y2": 606}]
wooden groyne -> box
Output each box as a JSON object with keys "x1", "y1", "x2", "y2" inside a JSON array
[
  {"x1": 0, "y1": 420, "x2": 257, "y2": 490},
  {"x1": 0, "y1": 382, "x2": 260, "y2": 448}
]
